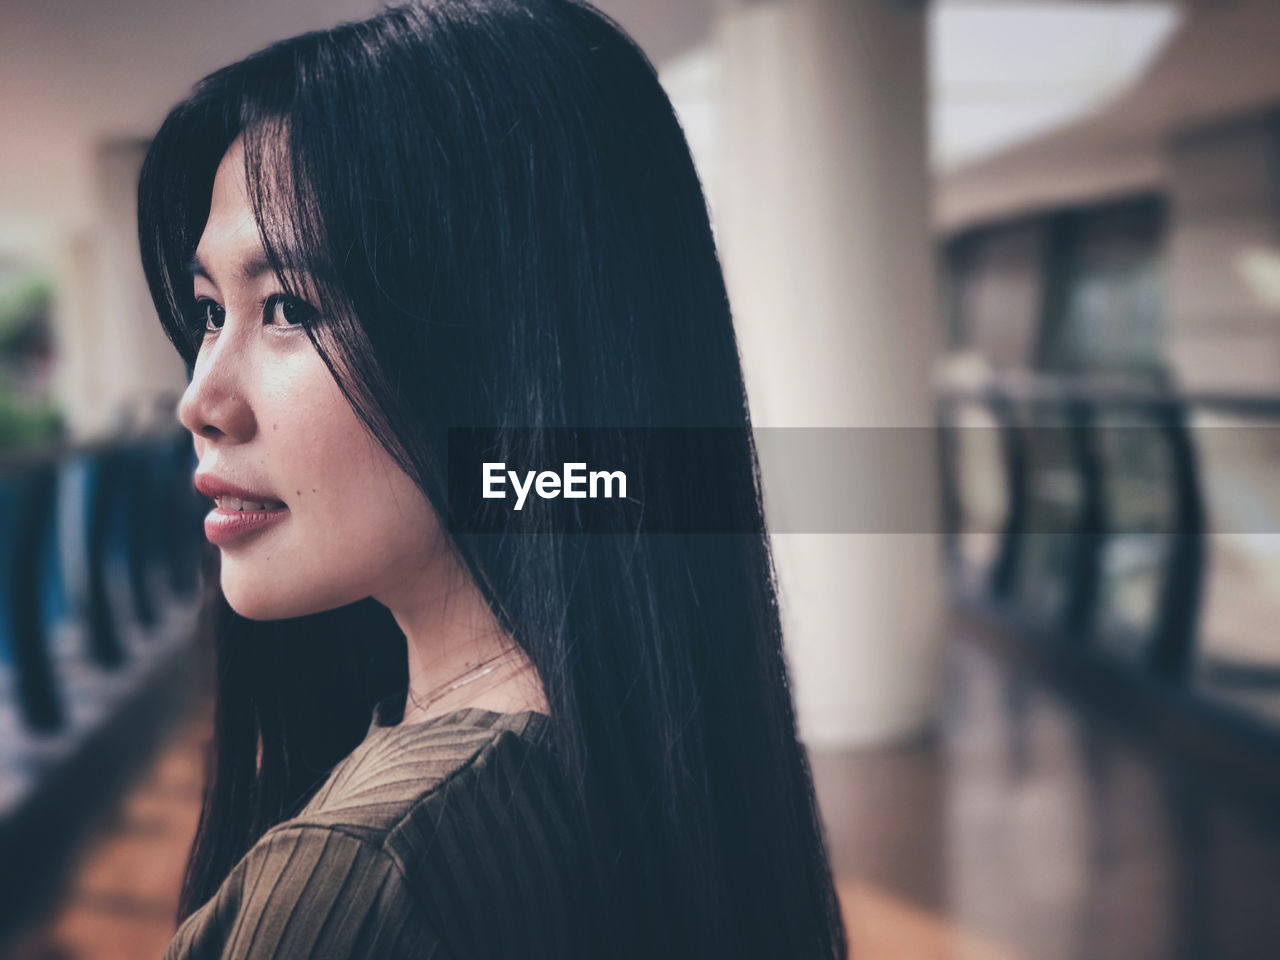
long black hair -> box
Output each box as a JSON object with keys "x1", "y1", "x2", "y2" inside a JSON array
[{"x1": 138, "y1": 1, "x2": 847, "y2": 957}]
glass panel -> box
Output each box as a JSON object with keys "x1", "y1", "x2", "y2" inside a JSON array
[
  {"x1": 1018, "y1": 403, "x2": 1081, "y2": 624},
  {"x1": 1093, "y1": 409, "x2": 1178, "y2": 660},
  {"x1": 950, "y1": 401, "x2": 1008, "y2": 592},
  {"x1": 1192, "y1": 408, "x2": 1280, "y2": 727}
]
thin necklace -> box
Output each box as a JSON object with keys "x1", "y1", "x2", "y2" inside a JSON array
[{"x1": 404, "y1": 647, "x2": 524, "y2": 717}]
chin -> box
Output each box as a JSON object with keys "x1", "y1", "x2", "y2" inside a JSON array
[
  {"x1": 219, "y1": 560, "x2": 365, "y2": 622},
  {"x1": 219, "y1": 563, "x2": 306, "y2": 621},
  {"x1": 221, "y1": 582, "x2": 301, "y2": 621}
]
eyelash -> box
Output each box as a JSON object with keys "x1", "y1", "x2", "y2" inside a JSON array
[{"x1": 192, "y1": 294, "x2": 317, "y2": 334}]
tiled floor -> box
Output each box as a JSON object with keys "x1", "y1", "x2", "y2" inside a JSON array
[{"x1": 12, "y1": 621, "x2": 1280, "y2": 959}]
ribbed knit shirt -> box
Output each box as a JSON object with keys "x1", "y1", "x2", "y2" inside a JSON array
[{"x1": 163, "y1": 700, "x2": 588, "y2": 959}]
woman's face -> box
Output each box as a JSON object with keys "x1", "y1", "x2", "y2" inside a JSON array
[{"x1": 178, "y1": 136, "x2": 446, "y2": 620}]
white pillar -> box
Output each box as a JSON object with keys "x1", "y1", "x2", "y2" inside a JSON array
[
  {"x1": 49, "y1": 228, "x2": 105, "y2": 441},
  {"x1": 47, "y1": 140, "x2": 189, "y2": 442},
  {"x1": 714, "y1": 0, "x2": 945, "y2": 747},
  {"x1": 91, "y1": 139, "x2": 189, "y2": 437}
]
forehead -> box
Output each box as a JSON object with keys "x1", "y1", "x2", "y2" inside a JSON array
[
  {"x1": 190, "y1": 138, "x2": 269, "y2": 282},
  {"x1": 202, "y1": 141, "x2": 256, "y2": 239}
]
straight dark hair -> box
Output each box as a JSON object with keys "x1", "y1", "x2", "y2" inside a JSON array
[{"x1": 138, "y1": 1, "x2": 847, "y2": 957}]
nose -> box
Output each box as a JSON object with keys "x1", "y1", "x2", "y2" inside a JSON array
[{"x1": 176, "y1": 336, "x2": 255, "y2": 443}]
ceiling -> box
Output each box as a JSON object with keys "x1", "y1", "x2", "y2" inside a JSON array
[
  {"x1": 0, "y1": 0, "x2": 714, "y2": 260},
  {"x1": 938, "y1": 0, "x2": 1280, "y2": 230}
]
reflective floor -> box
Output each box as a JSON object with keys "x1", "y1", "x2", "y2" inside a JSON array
[{"x1": 811, "y1": 619, "x2": 1280, "y2": 960}]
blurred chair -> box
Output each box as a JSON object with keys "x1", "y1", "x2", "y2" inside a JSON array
[{"x1": 3, "y1": 464, "x2": 65, "y2": 734}]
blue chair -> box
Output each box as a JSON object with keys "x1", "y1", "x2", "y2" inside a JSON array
[
  {"x1": 80, "y1": 451, "x2": 126, "y2": 670},
  {"x1": 2, "y1": 465, "x2": 65, "y2": 733}
]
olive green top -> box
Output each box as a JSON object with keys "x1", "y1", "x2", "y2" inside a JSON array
[{"x1": 163, "y1": 700, "x2": 585, "y2": 959}]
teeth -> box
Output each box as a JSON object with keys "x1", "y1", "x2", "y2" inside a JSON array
[{"x1": 217, "y1": 495, "x2": 284, "y2": 511}]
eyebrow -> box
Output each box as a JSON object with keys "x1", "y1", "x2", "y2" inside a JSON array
[{"x1": 185, "y1": 251, "x2": 276, "y2": 286}]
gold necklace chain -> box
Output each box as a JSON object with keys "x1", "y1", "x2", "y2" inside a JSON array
[{"x1": 404, "y1": 647, "x2": 524, "y2": 716}]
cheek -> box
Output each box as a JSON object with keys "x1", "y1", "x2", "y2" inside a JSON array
[
  {"x1": 266, "y1": 359, "x2": 369, "y2": 508},
  {"x1": 278, "y1": 380, "x2": 441, "y2": 578}
]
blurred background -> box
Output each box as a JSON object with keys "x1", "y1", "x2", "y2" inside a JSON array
[{"x1": 2, "y1": 0, "x2": 1280, "y2": 956}]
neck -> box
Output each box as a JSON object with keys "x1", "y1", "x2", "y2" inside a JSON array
[{"x1": 377, "y1": 546, "x2": 549, "y2": 722}]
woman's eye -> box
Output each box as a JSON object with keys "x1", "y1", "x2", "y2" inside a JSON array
[
  {"x1": 195, "y1": 298, "x2": 225, "y2": 332},
  {"x1": 265, "y1": 294, "x2": 318, "y2": 327}
]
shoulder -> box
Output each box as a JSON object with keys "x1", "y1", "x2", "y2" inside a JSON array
[
  {"x1": 163, "y1": 823, "x2": 447, "y2": 960},
  {"x1": 292, "y1": 718, "x2": 521, "y2": 835},
  {"x1": 167, "y1": 714, "x2": 589, "y2": 960}
]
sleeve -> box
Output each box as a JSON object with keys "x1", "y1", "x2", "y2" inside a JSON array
[{"x1": 163, "y1": 825, "x2": 451, "y2": 960}]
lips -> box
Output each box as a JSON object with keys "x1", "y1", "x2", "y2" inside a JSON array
[
  {"x1": 204, "y1": 502, "x2": 290, "y2": 545},
  {"x1": 194, "y1": 471, "x2": 294, "y2": 545},
  {"x1": 194, "y1": 472, "x2": 287, "y2": 507}
]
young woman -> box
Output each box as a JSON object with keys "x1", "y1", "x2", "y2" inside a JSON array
[{"x1": 138, "y1": 1, "x2": 848, "y2": 957}]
